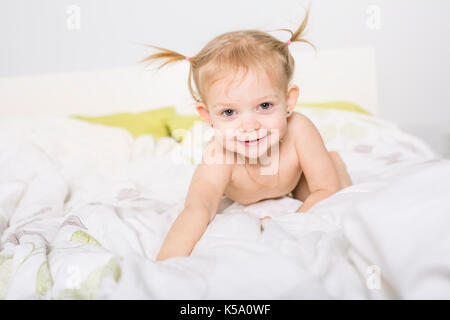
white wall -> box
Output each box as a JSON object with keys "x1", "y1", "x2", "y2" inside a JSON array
[{"x1": 1, "y1": 0, "x2": 449, "y2": 156}]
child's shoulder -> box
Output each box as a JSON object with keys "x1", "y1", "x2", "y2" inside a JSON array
[
  {"x1": 288, "y1": 110, "x2": 309, "y2": 126},
  {"x1": 286, "y1": 111, "x2": 321, "y2": 151},
  {"x1": 287, "y1": 111, "x2": 317, "y2": 135},
  {"x1": 286, "y1": 111, "x2": 306, "y2": 137}
]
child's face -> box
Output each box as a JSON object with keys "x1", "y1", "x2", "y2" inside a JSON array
[{"x1": 197, "y1": 67, "x2": 298, "y2": 161}]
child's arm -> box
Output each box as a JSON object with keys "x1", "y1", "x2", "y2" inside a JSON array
[
  {"x1": 293, "y1": 114, "x2": 341, "y2": 213},
  {"x1": 156, "y1": 155, "x2": 232, "y2": 261}
]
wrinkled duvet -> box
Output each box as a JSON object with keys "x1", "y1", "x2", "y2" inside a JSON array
[{"x1": 0, "y1": 107, "x2": 449, "y2": 299}]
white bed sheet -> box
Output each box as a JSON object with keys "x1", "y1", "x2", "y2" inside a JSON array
[{"x1": 0, "y1": 108, "x2": 449, "y2": 299}]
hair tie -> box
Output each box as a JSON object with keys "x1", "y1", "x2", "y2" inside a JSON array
[
  {"x1": 286, "y1": 39, "x2": 292, "y2": 46},
  {"x1": 185, "y1": 56, "x2": 190, "y2": 62}
]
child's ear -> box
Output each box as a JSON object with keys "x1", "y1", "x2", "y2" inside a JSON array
[
  {"x1": 286, "y1": 84, "x2": 299, "y2": 115},
  {"x1": 196, "y1": 102, "x2": 213, "y2": 126}
]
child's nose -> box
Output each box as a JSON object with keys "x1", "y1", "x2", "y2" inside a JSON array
[{"x1": 239, "y1": 118, "x2": 261, "y2": 132}]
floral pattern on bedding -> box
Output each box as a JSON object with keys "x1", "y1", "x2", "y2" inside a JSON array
[{"x1": 0, "y1": 107, "x2": 442, "y2": 299}]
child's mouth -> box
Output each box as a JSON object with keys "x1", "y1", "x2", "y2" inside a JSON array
[{"x1": 239, "y1": 135, "x2": 267, "y2": 147}]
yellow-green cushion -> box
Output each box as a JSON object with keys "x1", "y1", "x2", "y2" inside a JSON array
[
  {"x1": 296, "y1": 101, "x2": 371, "y2": 115},
  {"x1": 166, "y1": 114, "x2": 204, "y2": 142},
  {"x1": 70, "y1": 106, "x2": 176, "y2": 139},
  {"x1": 69, "y1": 101, "x2": 370, "y2": 141}
]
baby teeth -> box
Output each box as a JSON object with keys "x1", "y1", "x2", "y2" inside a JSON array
[{"x1": 243, "y1": 136, "x2": 266, "y2": 146}]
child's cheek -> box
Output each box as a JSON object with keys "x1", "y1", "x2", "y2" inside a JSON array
[
  {"x1": 267, "y1": 120, "x2": 286, "y2": 137},
  {"x1": 213, "y1": 128, "x2": 236, "y2": 151}
]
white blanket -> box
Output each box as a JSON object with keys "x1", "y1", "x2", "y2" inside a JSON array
[{"x1": 0, "y1": 108, "x2": 449, "y2": 299}]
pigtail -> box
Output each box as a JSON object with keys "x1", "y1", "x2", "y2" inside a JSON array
[
  {"x1": 137, "y1": 43, "x2": 192, "y2": 70},
  {"x1": 273, "y1": 4, "x2": 316, "y2": 53},
  {"x1": 134, "y1": 42, "x2": 201, "y2": 102}
]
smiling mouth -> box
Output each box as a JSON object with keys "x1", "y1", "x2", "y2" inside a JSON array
[{"x1": 238, "y1": 135, "x2": 267, "y2": 147}]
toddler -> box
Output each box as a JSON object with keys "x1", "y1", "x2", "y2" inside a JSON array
[{"x1": 141, "y1": 8, "x2": 353, "y2": 261}]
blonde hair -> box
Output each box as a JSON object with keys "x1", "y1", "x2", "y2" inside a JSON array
[{"x1": 139, "y1": 6, "x2": 315, "y2": 108}]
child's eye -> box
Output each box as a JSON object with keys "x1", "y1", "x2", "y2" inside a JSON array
[
  {"x1": 259, "y1": 102, "x2": 272, "y2": 110},
  {"x1": 221, "y1": 109, "x2": 236, "y2": 117}
]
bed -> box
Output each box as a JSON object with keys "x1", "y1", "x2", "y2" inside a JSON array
[{"x1": 0, "y1": 46, "x2": 449, "y2": 300}]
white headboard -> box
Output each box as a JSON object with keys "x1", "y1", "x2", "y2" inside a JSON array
[{"x1": 0, "y1": 46, "x2": 378, "y2": 117}]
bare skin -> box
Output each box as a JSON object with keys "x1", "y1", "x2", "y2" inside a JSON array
[
  {"x1": 223, "y1": 112, "x2": 352, "y2": 207},
  {"x1": 156, "y1": 67, "x2": 353, "y2": 261}
]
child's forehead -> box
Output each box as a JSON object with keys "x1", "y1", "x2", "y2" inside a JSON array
[
  {"x1": 209, "y1": 67, "x2": 279, "y2": 94},
  {"x1": 200, "y1": 61, "x2": 286, "y2": 106},
  {"x1": 209, "y1": 85, "x2": 281, "y2": 110}
]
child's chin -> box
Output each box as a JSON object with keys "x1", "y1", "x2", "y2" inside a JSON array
[{"x1": 234, "y1": 145, "x2": 270, "y2": 161}]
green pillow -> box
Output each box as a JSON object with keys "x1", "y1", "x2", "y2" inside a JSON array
[
  {"x1": 69, "y1": 101, "x2": 369, "y2": 141},
  {"x1": 70, "y1": 106, "x2": 176, "y2": 139},
  {"x1": 166, "y1": 114, "x2": 204, "y2": 142},
  {"x1": 296, "y1": 101, "x2": 371, "y2": 115}
]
